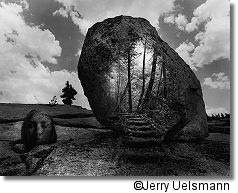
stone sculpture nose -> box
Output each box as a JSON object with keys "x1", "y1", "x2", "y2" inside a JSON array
[{"x1": 36, "y1": 123, "x2": 44, "y2": 135}]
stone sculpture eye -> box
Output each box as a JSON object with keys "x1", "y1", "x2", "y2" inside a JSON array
[{"x1": 28, "y1": 121, "x2": 36, "y2": 128}]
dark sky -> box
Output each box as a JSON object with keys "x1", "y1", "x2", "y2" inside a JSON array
[{"x1": 0, "y1": 0, "x2": 230, "y2": 115}]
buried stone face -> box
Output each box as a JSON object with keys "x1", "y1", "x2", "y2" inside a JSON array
[{"x1": 21, "y1": 110, "x2": 57, "y2": 150}]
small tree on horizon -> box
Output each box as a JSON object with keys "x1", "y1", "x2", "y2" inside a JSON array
[{"x1": 60, "y1": 81, "x2": 77, "y2": 105}]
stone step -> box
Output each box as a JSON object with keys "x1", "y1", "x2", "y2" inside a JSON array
[
  {"x1": 123, "y1": 136, "x2": 163, "y2": 148},
  {"x1": 119, "y1": 112, "x2": 134, "y2": 114},
  {"x1": 128, "y1": 117, "x2": 144, "y2": 121},
  {"x1": 126, "y1": 120, "x2": 148, "y2": 126},
  {"x1": 126, "y1": 125, "x2": 152, "y2": 131},
  {"x1": 125, "y1": 129, "x2": 158, "y2": 138},
  {"x1": 123, "y1": 114, "x2": 143, "y2": 118}
]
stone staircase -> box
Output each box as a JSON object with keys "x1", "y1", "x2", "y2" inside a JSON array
[{"x1": 118, "y1": 113, "x2": 165, "y2": 163}]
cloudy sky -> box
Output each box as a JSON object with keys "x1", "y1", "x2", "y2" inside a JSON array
[{"x1": 0, "y1": 0, "x2": 230, "y2": 115}]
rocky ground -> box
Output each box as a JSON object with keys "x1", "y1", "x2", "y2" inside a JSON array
[{"x1": 0, "y1": 104, "x2": 230, "y2": 176}]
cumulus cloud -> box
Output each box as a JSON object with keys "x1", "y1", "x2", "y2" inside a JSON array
[
  {"x1": 53, "y1": 0, "x2": 93, "y2": 35},
  {"x1": 203, "y1": 72, "x2": 230, "y2": 89},
  {"x1": 53, "y1": 0, "x2": 176, "y2": 35},
  {"x1": 185, "y1": 0, "x2": 229, "y2": 33},
  {"x1": 175, "y1": 42, "x2": 196, "y2": 70},
  {"x1": 175, "y1": 14, "x2": 188, "y2": 30},
  {"x1": 53, "y1": 7, "x2": 68, "y2": 18},
  {"x1": 176, "y1": 0, "x2": 230, "y2": 69},
  {"x1": 0, "y1": 2, "x2": 61, "y2": 64},
  {"x1": 0, "y1": 1, "x2": 90, "y2": 109},
  {"x1": 164, "y1": 15, "x2": 175, "y2": 24},
  {"x1": 164, "y1": 14, "x2": 188, "y2": 30},
  {"x1": 206, "y1": 106, "x2": 229, "y2": 116}
]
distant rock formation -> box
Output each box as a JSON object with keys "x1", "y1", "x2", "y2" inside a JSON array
[{"x1": 78, "y1": 15, "x2": 208, "y2": 140}]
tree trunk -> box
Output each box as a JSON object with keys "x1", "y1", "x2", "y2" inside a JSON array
[
  {"x1": 114, "y1": 81, "x2": 129, "y2": 112},
  {"x1": 116, "y1": 64, "x2": 121, "y2": 105},
  {"x1": 141, "y1": 48, "x2": 158, "y2": 109},
  {"x1": 137, "y1": 38, "x2": 147, "y2": 110},
  {"x1": 127, "y1": 48, "x2": 132, "y2": 113},
  {"x1": 162, "y1": 53, "x2": 167, "y2": 98},
  {"x1": 121, "y1": 81, "x2": 129, "y2": 100},
  {"x1": 156, "y1": 64, "x2": 163, "y2": 97}
]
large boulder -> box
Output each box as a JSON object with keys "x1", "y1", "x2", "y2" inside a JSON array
[{"x1": 78, "y1": 15, "x2": 208, "y2": 140}]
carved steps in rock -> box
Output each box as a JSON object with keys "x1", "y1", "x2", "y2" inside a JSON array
[
  {"x1": 119, "y1": 113, "x2": 165, "y2": 162},
  {"x1": 125, "y1": 129, "x2": 158, "y2": 138},
  {"x1": 126, "y1": 120, "x2": 149, "y2": 126},
  {"x1": 120, "y1": 113, "x2": 160, "y2": 139},
  {"x1": 129, "y1": 117, "x2": 145, "y2": 121},
  {"x1": 123, "y1": 114, "x2": 144, "y2": 119},
  {"x1": 125, "y1": 125, "x2": 152, "y2": 131}
]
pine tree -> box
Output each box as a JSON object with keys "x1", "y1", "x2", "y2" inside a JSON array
[{"x1": 60, "y1": 81, "x2": 77, "y2": 105}]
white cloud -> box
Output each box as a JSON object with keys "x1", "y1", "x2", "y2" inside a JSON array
[
  {"x1": 53, "y1": 7, "x2": 68, "y2": 18},
  {"x1": 0, "y1": 2, "x2": 90, "y2": 109},
  {"x1": 206, "y1": 107, "x2": 229, "y2": 116},
  {"x1": 164, "y1": 15, "x2": 175, "y2": 24},
  {"x1": 69, "y1": 12, "x2": 93, "y2": 36},
  {"x1": 186, "y1": 0, "x2": 229, "y2": 32},
  {"x1": 0, "y1": 2, "x2": 61, "y2": 64},
  {"x1": 164, "y1": 14, "x2": 188, "y2": 30},
  {"x1": 175, "y1": 42, "x2": 196, "y2": 70},
  {"x1": 185, "y1": 17, "x2": 199, "y2": 32},
  {"x1": 203, "y1": 72, "x2": 230, "y2": 89},
  {"x1": 53, "y1": 0, "x2": 176, "y2": 35},
  {"x1": 177, "y1": 0, "x2": 230, "y2": 69},
  {"x1": 175, "y1": 14, "x2": 188, "y2": 30}
]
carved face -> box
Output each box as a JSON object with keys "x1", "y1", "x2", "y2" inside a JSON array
[
  {"x1": 27, "y1": 113, "x2": 53, "y2": 143},
  {"x1": 21, "y1": 110, "x2": 57, "y2": 150}
]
